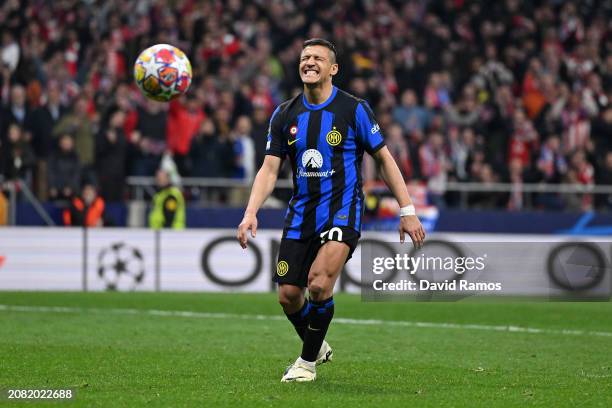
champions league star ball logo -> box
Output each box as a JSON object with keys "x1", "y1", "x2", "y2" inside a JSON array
[{"x1": 97, "y1": 242, "x2": 145, "y2": 291}]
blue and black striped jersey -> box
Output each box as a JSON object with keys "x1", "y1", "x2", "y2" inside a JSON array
[{"x1": 265, "y1": 86, "x2": 385, "y2": 239}]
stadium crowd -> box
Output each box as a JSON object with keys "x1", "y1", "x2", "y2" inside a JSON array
[{"x1": 0, "y1": 0, "x2": 611, "y2": 211}]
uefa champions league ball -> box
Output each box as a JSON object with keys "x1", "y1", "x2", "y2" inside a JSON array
[{"x1": 133, "y1": 44, "x2": 192, "y2": 102}]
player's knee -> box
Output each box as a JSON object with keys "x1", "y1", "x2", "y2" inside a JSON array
[
  {"x1": 308, "y1": 281, "x2": 325, "y2": 296},
  {"x1": 278, "y1": 286, "x2": 303, "y2": 310},
  {"x1": 307, "y1": 275, "x2": 327, "y2": 296}
]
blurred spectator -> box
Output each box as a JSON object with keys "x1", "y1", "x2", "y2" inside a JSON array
[
  {"x1": 596, "y1": 152, "x2": 612, "y2": 211},
  {"x1": 506, "y1": 158, "x2": 526, "y2": 211},
  {"x1": 535, "y1": 135, "x2": 567, "y2": 209},
  {"x1": 537, "y1": 135, "x2": 567, "y2": 183},
  {"x1": 251, "y1": 105, "x2": 270, "y2": 169},
  {"x1": 424, "y1": 72, "x2": 451, "y2": 109},
  {"x1": 469, "y1": 164, "x2": 503, "y2": 209},
  {"x1": 30, "y1": 81, "x2": 65, "y2": 159},
  {"x1": 1, "y1": 85, "x2": 30, "y2": 140},
  {"x1": 149, "y1": 169, "x2": 185, "y2": 229},
  {"x1": 446, "y1": 85, "x2": 481, "y2": 128},
  {"x1": 231, "y1": 116, "x2": 255, "y2": 181},
  {"x1": 385, "y1": 123, "x2": 412, "y2": 180},
  {"x1": 188, "y1": 119, "x2": 233, "y2": 178},
  {"x1": 591, "y1": 106, "x2": 612, "y2": 162},
  {"x1": 508, "y1": 108, "x2": 538, "y2": 168},
  {"x1": 166, "y1": 95, "x2": 205, "y2": 175},
  {"x1": 30, "y1": 81, "x2": 66, "y2": 198},
  {"x1": 0, "y1": 123, "x2": 35, "y2": 182},
  {"x1": 128, "y1": 100, "x2": 167, "y2": 176},
  {"x1": 568, "y1": 149, "x2": 594, "y2": 210},
  {"x1": 48, "y1": 134, "x2": 80, "y2": 201},
  {"x1": 1, "y1": 30, "x2": 19, "y2": 73},
  {"x1": 63, "y1": 183, "x2": 105, "y2": 227},
  {"x1": 53, "y1": 97, "x2": 95, "y2": 167},
  {"x1": 392, "y1": 89, "x2": 429, "y2": 136},
  {"x1": 419, "y1": 132, "x2": 449, "y2": 207},
  {"x1": 95, "y1": 108, "x2": 127, "y2": 202},
  {"x1": 450, "y1": 127, "x2": 478, "y2": 181},
  {"x1": 558, "y1": 93, "x2": 592, "y2": 155}
]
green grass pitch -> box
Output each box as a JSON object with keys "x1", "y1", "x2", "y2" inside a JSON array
[{"x1": 0, "y1": 292, "x2": 611, "y2": 407}]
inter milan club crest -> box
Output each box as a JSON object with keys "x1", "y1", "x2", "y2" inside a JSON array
[
  {"x1": 326, "y1": 126, "x2": 342, "y2": 146},
  {"x1": 289, "y1": 125, "x2": 298, "y2": 136}
]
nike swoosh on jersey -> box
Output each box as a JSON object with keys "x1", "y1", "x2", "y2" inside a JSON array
[{"x1": 288, "y1": 138, "x2": 300, "y2": 145}]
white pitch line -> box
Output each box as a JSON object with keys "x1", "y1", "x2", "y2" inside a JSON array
[{"x1": 1, "y1": 304, "x2": 611, "y2": 338}]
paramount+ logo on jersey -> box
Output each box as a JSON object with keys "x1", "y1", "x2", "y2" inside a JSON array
[{"x1": 297, "y1": 149, "x2": 336, "y2": 178}]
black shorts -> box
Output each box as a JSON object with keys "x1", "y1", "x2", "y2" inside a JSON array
[{"x1": 273, "y1": 226, "x2": 359, "y2": 288}]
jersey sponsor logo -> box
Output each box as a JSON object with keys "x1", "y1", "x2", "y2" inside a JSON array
[
  {"x1": 320, "y1": 227, "x2": 344, "y2": 244},
  {"x1": 288, "y1": 138, "x2": 300, "y2": 146},
  {"x1": 297, "y1": 168, "x2": 336, "y2": 178},
  {"x1": 276, "y1": 260, "x2": 289, "y2": 276},
  {"x1": 298, "y1": 149, "x2": 336, "y2": 178},
  {"x1": 326, "y1": 127, "x2": 342, "y2": 146},
  {"x1": 302, "y1": 149, "x2": 323, "y2": 169},
  {"x1": 371, "y1": 123, "x2": 380, "y2": 134}
]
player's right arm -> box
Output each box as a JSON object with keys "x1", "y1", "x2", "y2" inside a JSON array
[
  {"x1": 237, "y1": 155, "x2": 282, "y2": 248},
  {"x1": 237, "y1": 105, "x2": 286, "y2": 248}
]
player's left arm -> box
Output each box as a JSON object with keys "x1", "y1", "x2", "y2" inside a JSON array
[
  {"x1": 355, "y1": 100, "x2": 425, "y2": 248},
  {"x1": 372, "y1": 147, "x2": 425, "y2": 248}
]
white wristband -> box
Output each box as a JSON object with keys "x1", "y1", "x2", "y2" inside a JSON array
[{"x1": 399, "y1": 205, "x2": 416, "y2": 217}]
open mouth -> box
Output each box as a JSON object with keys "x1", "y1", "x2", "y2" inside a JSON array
[{"x1": 302, "y1": 68, "x2": 320, "y2": 78}]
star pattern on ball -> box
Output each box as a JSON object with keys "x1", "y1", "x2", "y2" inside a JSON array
[{"x1": 141, "y1": 57, "x2": 160, "y2": 80}]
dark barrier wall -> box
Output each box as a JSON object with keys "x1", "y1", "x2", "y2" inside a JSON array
[
  {"x1": 432, "y1": 210, "x2": 612, "y2": 235},
  {"x1": 13, "y1": 204, "x2": 612, "y2": 235},
  {"x1": 16, "y1": 203, "x2": 128, "y2": 227}
]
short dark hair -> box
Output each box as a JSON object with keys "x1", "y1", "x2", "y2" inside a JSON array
[{"x1": 302, "y1": 38, "x2": 337, "y2": 63}]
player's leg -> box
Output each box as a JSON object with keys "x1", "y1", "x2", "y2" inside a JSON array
[
  {"x1": 274, "y1": 239, "x2": 311, "y2": 341},
  {"x1": 278, "y1": 283, "x2": 308, "y2": 340},
  {"x1": 281, "y1": 241, "x2": 348, "y2": 382},
  {"x1": 300, "y1": 241, "x2": 349, "y2": 362}
]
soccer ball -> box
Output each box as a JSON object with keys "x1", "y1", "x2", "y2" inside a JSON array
[{"x1": 134, "y1": 44, "x2": 192, "y2": 102}]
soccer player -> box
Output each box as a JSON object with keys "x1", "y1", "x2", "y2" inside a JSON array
[{"x1": 237, "y1": 38, "x2": 425, "y2": 382}]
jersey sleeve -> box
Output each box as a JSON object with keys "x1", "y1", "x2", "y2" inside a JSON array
[
  {"x1": 265, "y1": 105, "x2": 285, "y2": 158},
  {"x1": 355, "y1": 101, "x2": 385, "y2": 155}
]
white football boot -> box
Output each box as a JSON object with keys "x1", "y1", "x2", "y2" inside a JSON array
[
  {"x1": 281, "y1": 358, "x2": 316, "y2": 382},
  {"x1": 316, "y1": 340, "x2": 333, "y2": 366}
]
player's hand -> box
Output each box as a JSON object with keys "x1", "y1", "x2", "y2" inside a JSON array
[
  {"x1": 399, "y1": 215, "x2": 425, "y2": 249},
  {"x1": 237, "y1": 213, "x2": 258, "y2": 249}
]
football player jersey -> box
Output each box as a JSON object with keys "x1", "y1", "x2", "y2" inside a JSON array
[{"x1": 266, "y1": 86, "x2": 385, "y2": 239}]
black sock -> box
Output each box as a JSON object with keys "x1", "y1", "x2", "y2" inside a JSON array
[
  {"x1": 285, "y1": 299, "x2": 310, "y2": 340},
  {"x1": 301, "y1": 297, "x2": 334, "y2": 362}
]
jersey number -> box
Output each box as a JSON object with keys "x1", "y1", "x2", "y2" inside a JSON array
[{"x1": 320, "y1": 227, "x2": 343, "y2": 244}]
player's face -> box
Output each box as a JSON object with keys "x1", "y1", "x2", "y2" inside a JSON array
[{"x1": 299, "y1": 45, "x2": 338, "y2": 85}]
